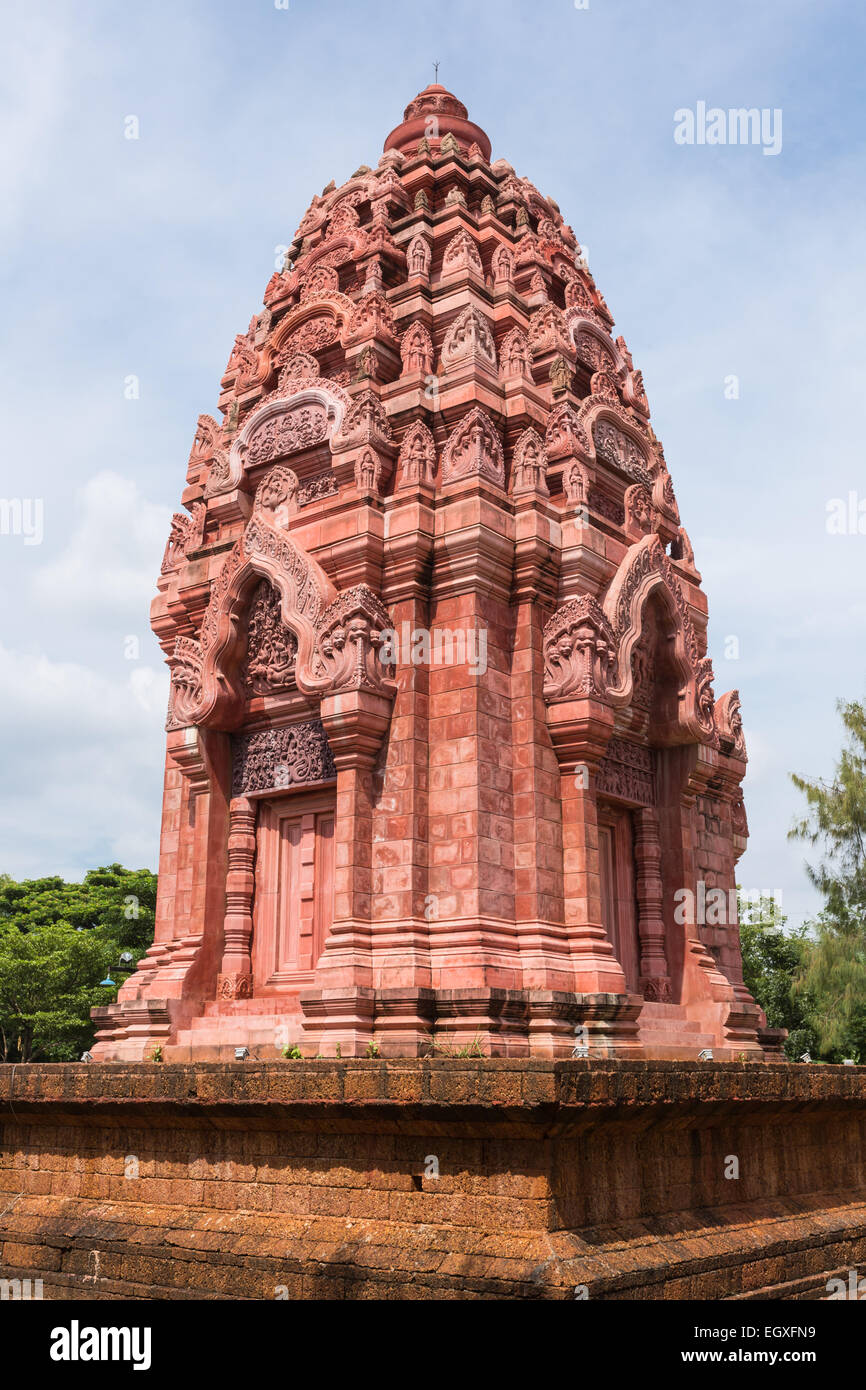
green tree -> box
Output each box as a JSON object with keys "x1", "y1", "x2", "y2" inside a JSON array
[
  {"x1": 738, "y1": 892, "x2": 818, "y2": 1061},
  {"x1": 789, "y1": 699, "x2": 866, "y2": 1060},
  {"x1": 0, "y1": 864, "x2": 157, "y2": 1061}
]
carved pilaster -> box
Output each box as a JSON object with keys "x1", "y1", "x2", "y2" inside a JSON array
[
  {"x1": 633, "y1": 806, "x2": 671, "y2": 1001},
  {"x1": 217, "y1": 796, "x2": 257, "y2": 998}
]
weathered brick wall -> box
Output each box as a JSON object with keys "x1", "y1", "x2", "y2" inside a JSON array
[{"x1": 2, "y1": 1060, "x2": 866, "y2": 1300}]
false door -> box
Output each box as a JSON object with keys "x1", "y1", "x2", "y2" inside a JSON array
[
  {"x1": 597, "y1": 806, "x2": 641, "y2": 993},
  {"x1": 252, "y1": 794, "x2": 335, "y2": 988}
]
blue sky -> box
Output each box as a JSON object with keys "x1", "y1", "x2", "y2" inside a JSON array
[{"x1": 1, "y1": 0, "x2": 864, "y2": 928}]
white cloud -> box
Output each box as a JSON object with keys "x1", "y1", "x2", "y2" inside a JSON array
[
  {"x1": 0, "y1": 642, "x2": 167, "y2": 880},
  {"x1": 32, "y1": 471, "x2": 171, "y2": 617}
]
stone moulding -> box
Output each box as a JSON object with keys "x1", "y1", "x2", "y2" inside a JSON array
[{"x1": 3, "y1": 1060, "x2": 866, "y2": 1302}]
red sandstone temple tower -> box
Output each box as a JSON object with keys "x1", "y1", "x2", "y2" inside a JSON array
[{"x1": 93, "y1": 86, "x2": 768, "y2": 1061}]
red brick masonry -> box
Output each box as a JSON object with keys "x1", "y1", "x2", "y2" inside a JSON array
[{"x1": 2, "y1": 1060, "x2": 865, "y2": 1299}]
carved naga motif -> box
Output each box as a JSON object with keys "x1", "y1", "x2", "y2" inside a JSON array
[
  {"x1": 542, "y1": 596, "x2": 617, "y2": 703},
  {"x1": 714, "y1": 689, "x2": 747, "y2": 759},
  {"x1": 166, "y1": 636, "x2": 204, "y2": 730},
  {"x1": 312, "y1": 585, "x2": 396, "y2": 696},
  {"x1": 161, "y1": 502, "x2": 205, "y2": 574}
]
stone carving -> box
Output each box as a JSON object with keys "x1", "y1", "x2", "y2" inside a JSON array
[
  {"x1": 407, "y1": 233, "x2": 432, "y2": 279},
  {"x1": 549, "y1": 355, "x2": 572, "y2": 395},
  {"x1": 510, "y1": 427, "x2": 548, "y2": 496},
  {"x1": 593, "y1": 419, "x2": 651, "y2": 484},
  {"x1": 313, "y1": 585, "x2": 395, "y2": 695},
  {"x1": 300, "y1": 263, "x2": 340, "y2": 302},
  {"x1": 397, "y1": 420, "x2": 436, "y2": 488},
  {"x1": 440, "y1": 406, "x2": 505, "y2": 488},
  {"x1": 335, "y1": 389, "x2": 394, "y2": 450},
  {"x1": 161, "y1": 502, "x2": 205, "y2": 574},
  {"x1": 243, "y1": 579, "x2": 298, "y2": 695},
  {"x1": 441, "y1": 228, "x2": 482, "y2": 277},
  {"x1": 441, "y1": 305, "x2": 496, "y2": 372},
  {"x1": 299, "y1": 469, "x2": 339, "y2": 506},
  {"x1": 254, "y1": 465, "x2": 299, "y2": 525},
  {"x1": 354, "y1": 448, "x2": 382, "y2": 496},
  {"x1": 528, "y1": 302, "x2": 571, "y2": 356},
  {"x1": 653, "y1": 469, "x2": 680, "y2": 528},
  {"x1": 631, "y1": 635, "x2": 653, "y2": 712},
  {"x1": 245, "y1": 403, "x2": 329, "y2": 468},
  {"x1": 232, "y1": 720, "x2": 336, "y2": 797},
  {"x1": 242, "y1": 520, "x2": 324, "y2": 626},
  {"x1": 400, "y1": 322, "x2": 434, "y2": 376},
  {"x1": 542, "y1": 596, "x2": 617, "y2": 702},
  {"x1": 597, "y1": 738, "x2": 655, "y2": 807},
  {"x1": 715, "y1": 690, "x2": 746, "y2": 758},
  {"x1": 546, "y1": 401, "x2": 590, "y2": 461},
  {"x1": 284, "y1": 314, "x2": 339, "y2": 356},
  {"x1": 695, "y1": 656, "x2": 717, "y2": 735},
  {"x1": 343, "y1": 291, "x2": 396, "y2": 346},
  {"x1": 276, "y1": 350, "x2": 320, "y2": 384},
  {"x1": 500, "y1": 327, "x2": 530, "y2": 378},
  {"x1": 588, "y1": 487, "x2": 624, "y2": 525},
  {"x1": 188, "y1": 415, "x2": 220, "y2": 471},
  {"x1": 590, "y1": 369, "x2": 621, "y2": 403},
  {"x1": 564, "y1": 461, "x2": 589, "y2": 512},
  {"x1": 167, "y1": 636, "x2": 204, "y2": 729},
  {"x1": 624, "y1": 483, "x2": 654, "y2": 540},
  {"x1": 204, "y1": 447, "x2": 234, "y2": 497},
  {"x1": 225, "y1": 333, "x2": 258, "y2": 384},
  {"x1": 493, "y1": 245, "x2": 513, "y2": 284}
]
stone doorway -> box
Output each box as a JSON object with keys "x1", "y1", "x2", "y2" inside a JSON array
[
  {"x1": 252, "y1": 792, "x2": 336, "y2": 989},
  {"x1": 598, "y1": 805, "x2": 641, "y2": 993}
]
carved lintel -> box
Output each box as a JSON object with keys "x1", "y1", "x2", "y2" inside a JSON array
[{"x1": 232, "y1": 720, "x2": 336, "y2": 798}]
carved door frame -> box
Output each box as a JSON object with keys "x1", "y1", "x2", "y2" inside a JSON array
[{"x1": 251, "y1": 787, "x2": 337, "y2": 992}]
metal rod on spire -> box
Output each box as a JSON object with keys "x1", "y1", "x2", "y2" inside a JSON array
[{"x1": 433, "y1": 60, "x2": 440, "y2": 82}]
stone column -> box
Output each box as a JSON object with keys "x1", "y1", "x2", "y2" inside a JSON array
[
  {"x1": 217, "y1": 795, "x2": 256, "y2": 999},
  {"x1": 633, "y1": 806, "x2": 671, "y2": 1001}
]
